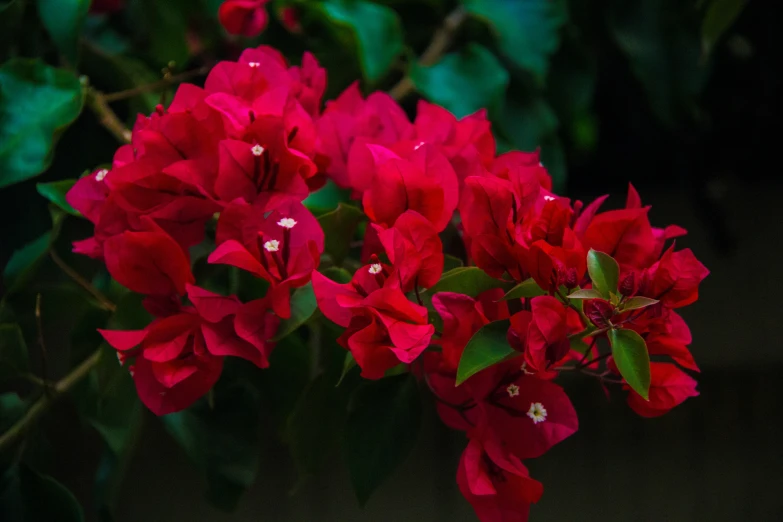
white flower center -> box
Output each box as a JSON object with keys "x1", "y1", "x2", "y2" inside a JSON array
[
  {"x1": 413, "y1": 141, "x2": 425, "y2": 151},
  {"x1": 543, "y1": 195, "x2": 556, "y2": 202},
  {"x1": 95, "y1": 169, "x2": 109, "y2": 181},
  {"x1": 527, "y1": 402, "x2": 547, "y2": 424},
  {"x1": 248, "y1": 62, "x2": 261, "y2": 68},
  {"x1": 506, "y1": 384, "x2": 520, "y2": 397},
  {"x1": 251, "y1": 144, "x2": 265, "y2": 156},
  {"x1": 264, "y1": 239, "x2": 280, "y2": 252},
  {"x1": 277, "y1": 217, "x2": 297, "y2": 229},
  {"x1": 369, "y1": 263, "x2": 382, "y2": 275}
]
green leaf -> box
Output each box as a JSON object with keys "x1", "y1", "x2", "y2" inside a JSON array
[
  {"x1": 345, "y1": 374, "x2": 421, "y2": 506},
  {"x1": 0, "y1": 391, "x2": 24, "y2": 432},
  {"x1": 163, "y1": 375, "x2": 263, "y2": 512},
  {"x1": 286, "y1": 373, "x2": 346, "y2": 476},
  {"x1": 569, "y1": 336, "x2": 591, "y2": 356},
  {"x1": 0, "y1": 59, "x2": 84, "y2": 188},
  {"x1": 462, "y1": 0, "x2": 568, "y2": 80},
  {"x1": 702, "y1": 0, "x2": 748, "y2": 55},
  {"x1": 410, "y1": 43, "x2": 509, "y2": 118},
  {"x1": 36, "y1": 0, "x2": 90, "y2": 65},
  {"x1": 620, "y1": 296, "x2": 659, "y2": 312},
  {"x1": 3, "y1": 210, "x2": 64, "y2": 296},
  {"x1": 317, "y1": 204, "x2": 365, "y2": 264},
  {"x1": 321, "y1": 266, "x2": 353, "y2": 284},
  {"x1": 272, "y1": 283, "x2": 316, "y2": 342},
  {"x1": 443, "y1": 254, "x2": 464, "y2": 271},
  {"x1": 320, "y1": 0, "x2": 404, "y2": 83},
  {"x1": 36, "y1": 180, "x2": 78, "y2": 216},
  {"x1": 136, "y1": 0, "x2": 190, "y2": 67},
  {"x1": 18, "y1": 465, "x2": 85, "y2": 522},
  {"x1": 303, "y1": 180, "x2": 350, "y2": 216},
  {"x1": 586, "y1": 249, "x2": 619, "y2": 299},
  {"x1": 496, "y1": 95, "x2": 558, "y2": 151},
  {"x1": 568, "y1": 289, "x2": 604, "y2": 300},
  {"x1": 425, "y1": 267, "x2": 507, "y2": 298},
  {"x1": 608, "y1": 328, "x2": 650, "y2": 400},
  {"x1": 501, "y1": 278, "x2": 546, "y2": 301},
  {"x1": 336, "y1": 352, "x2": 357, "y2": 387},
  {"x1": 456, "y1": 319, "x2": 514, "y2": 385},
  {"x1": 0, "y1": 323, "x2": 28, "y2": 380}
]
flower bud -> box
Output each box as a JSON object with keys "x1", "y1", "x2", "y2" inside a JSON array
[
  {"x1": 619, "y1": 271, "x2": 638, "y2": 297},
  {"x1": 584, "y1": 298, "x2": 614, "y2": 329}
]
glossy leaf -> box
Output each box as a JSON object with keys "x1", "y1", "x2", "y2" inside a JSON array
[
  {"x1": 586, "y1": 249, "x2": 619, "y2": 299},
  {"x1": 317, "y1": 203, "x2": 365, "y2": 264},
  {"x1": 3, "y1": 210, "x2": 64, "y2": 296},
  {"x1": 462, "y1": 0, "x2": 568, "y2": 80},
  {"x1": 344, "y1": 374, "x2": 421, "y2": 506},
  {"x1": 568, "y1": 289, "x2": 604, "y2": 300},
  {"x1": 16, "y1": 465, "x2": 85, "y2": 522},
  {"x1": 36, "y1": 180, "x2": 79, "y2": 216},
  {"x1": 456, "y1": 319, "x2": 514, "y2": 385},
  {"x1": 0, "y1": 59, "x2": 84, "y2": 188},
  {"x1": 425, "y1": 267, "x2": 507, "y2": 298},
  {"x1": 272, "y1": 283, "x2": 316, "y2": 341},
  {"x1": 620, "y1": 296, "x2": 659, "y2": 312},
  {"x1": 37, "y1": 0, "x2": 90, "y2": 65},
  {"x1": 501, "y1": 278, "x2": 546, "y2": 301},
  {"x1": 303, "y1": 180, "x2": 350, "y2": 216},
  {"x1": 443, "y1": 254, "x2": 464, "y2": 271},
  {"x1": 320, "y1": 0, "x2": 404, "y2": 83},
  {"x1": 0, "y1": 323, "x2": 29, "y2": 380},
  {"x1": 702, "y1": 0, "x2": 748, "y2": 55},
  {"x1": 137, "y1": 0, "x2": 190, "y2": 67},
  {"x1": 410, "y1": 43, "x2": 509, "y2": 118},
  {"x1": 609, "y1": 328, "x2": 651, "y2": 400}
]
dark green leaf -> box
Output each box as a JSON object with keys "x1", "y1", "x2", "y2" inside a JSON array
[
  {"x1": 410, "y1": 43, "x2": 509, "y2": 118},
  {"x1": 272, "y1": 283, "x2": 316, "y2": 341},
  {"x1": 18, "y1": 465, "x2": 85, "y2": 522},
  {"x1": 0, "y1": 392, "x2": 24, "y2": 432},
  {"x1": 0, "y1": 323, "x2": 28, "y2": 380},
  {"x1": 286, "y1": 373, "x2": 346, "y2": 476},
  {"x1": 702, "y1": 0, "x2": 747, "y2": 55},
  {"x1": 496, "y1": 95, "x2": 558, "y2": 152},
  {"x1": 321, "y1": 266, "x2": 353, "y2": 284},
  {"x1": 36, "y1": 0, "x2": 90, "y2": 65},
  {"x1": 136, "y1": 0, "x2": 190, "y2": 67},
  {"x1": 443, "y1": 254, "x2": 464, "y2": 271},
  {"x1": 456, "y1": 319, "x2": 514, "y2": 385},
  {"x1": 303, "y1": 180, "x2": 350, "y2": 216},
  {"x1": 320, "y1": 0, "x2": 404, "y2": 83},
  {"x1": 36, "y1": 180, "x2": 78, "y2": 216},
  {"x1": 424, "y1": 267, "x2": 507, "y2": 297},
  {"x1": 317, "y1": 203, "x2": 365, "y2": 264},
  {"x1": 620, "y1": 296, "x2": 659, "y2": 312},
  {"x1": 345, "y1": 374, "x2": 421, "y2": 506},
  {"x1": 336, "y1": 352, "x2": 357, "y2": 387},
  {"x1": 0, "y1": 59, "x2": 84, "y2": 188},
  {"x1": 462, "y1": 0, "x2": 568, "y2": 80},
  {"x1": 3, "y1": 210, "x2": 64, "y2": 296},
  {"x1": 586, "y1": 249, "x2": 619, "y2": 299},
  {"x1": 608, "y1": 328, "x2": 650, "y2": 400},
  {"x1": 501, "y1": 278, "x2": 546, "y2": 301},
  {"x1": 568, "y1": 289, "x2": 604, "y2": 300}
]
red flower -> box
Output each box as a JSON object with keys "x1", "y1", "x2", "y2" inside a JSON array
[
  {"x1": 209, "y1": 195, "x2": 324, "y2": 318},
  {"x1": 625, "y1": 362, "x2": 699, "y2": 417},
  {"x1": 522, "y1": 296, "x2": 571, "y2": 379},
  {"x1": 645, "y1": 247, "x2": 709, "y2": 308},
  {"x1": 99, "y1": 285, "x2": 278, "y2": 415},
  {"x1": 219, "y1": 0, "x2": 271, "y2": 37},
  {"x1": 457, "y1": 436, "x2": 543, "y2": 522}
]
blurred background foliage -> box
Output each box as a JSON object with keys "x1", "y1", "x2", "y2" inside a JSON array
[{"x1": 0, "y1": 0, "x2": 775, "y2": 520}]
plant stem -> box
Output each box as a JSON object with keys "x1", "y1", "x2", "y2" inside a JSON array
[
  {"x1": 86, "y1": 87, "x2": 132, "y2": 144},
  {"x1": 103, "y1": 66, "x2": 211, "y2": 103},
  {"x1": 50, "y1": 251, "x2": 116, "y2": 312},
  {"x1": 388, "y1": 7, "x2": 468, "y2": 100},
  {"x1": 0, "y1": 349, "x2": 103, "y2": 453}
]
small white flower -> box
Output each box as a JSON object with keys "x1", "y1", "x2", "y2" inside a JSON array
[
  {"x1": 264, "y1": 239, "x2": 280, "y2": 252},
  {"x1": 369, "y1": 263, "x2": 382, "y2": 275},
  {"x1": 543, "y1": 195, "x2": 556, "y2": 202},
  {"x1": 95, "y1": 169, "x2": 109, "y2": 181},
  {"x1": 527, "y1": 402, "x2": 548, "y2": 424},
  {"x1": 248, "y1": 62, "x2": 261, "y2": 68},
  {"x1": 413, "y1": 141, "x2": 426, "y2": 151},
  {"x1": 251, "y1": 144, "x2": 265, "y2": 156},
  {"x1": 506, "y1": 384, "x2": 520, "y2": 397},
  {"x1": 277, "y1": 217, "x2": 297, "y2": 229}
]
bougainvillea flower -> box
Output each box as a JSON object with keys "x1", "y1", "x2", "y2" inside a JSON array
[
  {"x1": 645, "y1": 247, "x2": 709, "y2": 308},
  {"x1": 219, "y1": 0, "x2": 271, "y2": 37},
  {"x1": 374, "y1": 210, "x2": 444, "y2": 291},
  {"x1": 99, "y1": 286, "x2": 277, "y2": 415},
  {"x1": 522, "y1": 296, "x2": 571, "y2": 378},
  {"x1": 209, "y1": 195, "x2": 324, "y2": 318},
  {"x1": 582, "y1": 208, "x2": 657, "y2": 269},
  {"x1": 457, "y1": 436, "x2": 543, "y2": 522},
  {"x1": 625, "y1": 362, "x2": 699, "y2": 418}
]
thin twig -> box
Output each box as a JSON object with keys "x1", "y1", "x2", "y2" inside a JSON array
[
  {"x1": 103, "y1": 66, "x2": 211, "y2": 103},
  {"x1": 86, "y1": 87, "x2": 132, "y2": 143},
  {"x1": 0, "y1": 349, "x2": 103, "y2": 453},
  {"x1": 388, "y1": 7, "x2": 468, "y2": 100},
  {"x1": 50, "y1": 251, "x2": 116, "y2": 312},
  {"x1": 34, "y1": 294, "x2": 50, "y2": 388}
]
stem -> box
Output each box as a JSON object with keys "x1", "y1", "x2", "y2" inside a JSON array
[
  {"x1": 103, "y1": 66, "x2": 211, "y2": 103},
  {"x1": 388, "y1": 7, "x2": 468, "y2": 100},
  {"x1": 86, "y1": 87, "x2": 132, "y2": 144},
  {"x1": 0, "y1": 349, "x2": 103, "y2": 453},
  {"x1": 50, "y1": 251, "x2": 116, "y2": 312},
  {"x1": 567, "y1": 326, "x2": 608, "y2": 341}
]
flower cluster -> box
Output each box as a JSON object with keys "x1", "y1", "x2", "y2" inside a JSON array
[{"x1": 68, "y1": 45, "x2": 708, "y2": 521}]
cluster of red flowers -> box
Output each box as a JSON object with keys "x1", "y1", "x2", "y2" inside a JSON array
[{"x1": 67, "y1": 46, "x2": 708, "y2": 521}]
